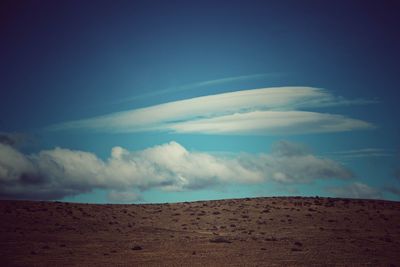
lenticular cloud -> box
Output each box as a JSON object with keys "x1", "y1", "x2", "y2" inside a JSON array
[{"x1": 48, "y1": 87, "x2": 374, "y2": 135}]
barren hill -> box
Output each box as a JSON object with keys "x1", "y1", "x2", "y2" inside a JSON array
[{"x1": 1, "y1": 197, "x2": 399, "y2": 266}]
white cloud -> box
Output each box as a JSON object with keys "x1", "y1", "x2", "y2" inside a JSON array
[
  {"x1": 0, "y1": 144, "x2": 36, "y2": 183},
  {"x1": 326, "y1": 182, "x2": 382, "y2": 199},
  {"x1": 0, "y1": 132, "x2": 30, "y2": 147},
  {"x1": 169, "y1": 111, "x2": 373, "y2": 135},
  {"x1": 242, "y1": 141, "x2": 354, "y2": 184},
  {"x1": 48, "y1": 87, "x2": 375, "y2": 135},
  {"x1": 0, "y1": 141, "x2": 353, "y2": 200}
]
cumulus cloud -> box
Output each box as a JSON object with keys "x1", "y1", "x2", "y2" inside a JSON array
[
  {"x1": 252, "y1": 141, "x2": 354, "y2": 183},
  {"x1": 48, "y1": 87, "x2": 375, "y2": 135},
  {"x1": 0, "y1": 132, "x2": 29, "y2": 147},
  {"x1": 326, "y1": 182, "x2": 382, "y2": 199},
  {"x1": 0, "y1": 141, "x2": 353, "y2": 200}
]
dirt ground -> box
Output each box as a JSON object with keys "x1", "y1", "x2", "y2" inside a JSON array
[{"x1": 0, "y1": 197, "x2": 399, "y2": 266}]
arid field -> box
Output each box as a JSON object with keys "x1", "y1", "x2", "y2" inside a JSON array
[{"x1": 1, "y1": 197, "x2": 399, "y2": 266}]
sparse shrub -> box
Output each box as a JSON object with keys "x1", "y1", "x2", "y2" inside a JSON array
[{"x1": 209, "y1": 237, "x2": 231, "y2": 243}]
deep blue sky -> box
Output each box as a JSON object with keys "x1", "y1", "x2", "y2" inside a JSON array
[{"x1": 0, "y1": 0, "x2": 399, "y2": 203}]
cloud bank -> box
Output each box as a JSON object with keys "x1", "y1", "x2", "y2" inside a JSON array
[
  {"x1": 48, "y1": 87, "x2": 375, "y2": 135},
  {"x1": 326, "y1": 182, "x2": 383, "y2": 199},
  {"x1": 0, "y1": 141, "x2": 353, "y2": 201}
]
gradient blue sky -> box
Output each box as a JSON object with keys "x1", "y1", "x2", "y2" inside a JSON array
[{"x1": 1, "y1": 0, "x2": 399, "y2": 203}]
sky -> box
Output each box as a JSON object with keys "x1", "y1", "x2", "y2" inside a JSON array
[{"x1": 1, "y1": 0, "x2": 400, "y2": 203}]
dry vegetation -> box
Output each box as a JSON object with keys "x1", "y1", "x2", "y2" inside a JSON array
[{"x1": 1, "y1": 197, "x2": 399, "y2": 266}]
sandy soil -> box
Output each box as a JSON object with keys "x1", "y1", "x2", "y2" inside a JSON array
[{"x1": 1, "y1": 197, "x2": 399, "y2": 266}]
